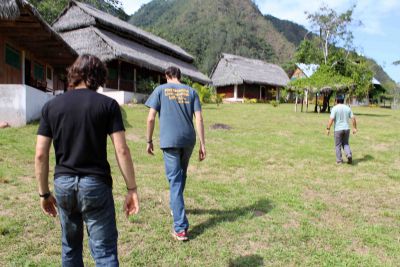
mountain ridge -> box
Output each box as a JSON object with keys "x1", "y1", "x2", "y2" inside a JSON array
[{"x1": 129, "y1": 0, "x2": 305, "y2": 74}]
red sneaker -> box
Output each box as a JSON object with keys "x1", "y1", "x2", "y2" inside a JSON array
[{"x1": 172, "y1": 230, "x2": 189, "y2": 241}]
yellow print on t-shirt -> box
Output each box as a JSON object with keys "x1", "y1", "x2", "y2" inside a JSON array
[{"x1": 164, "y1": 88, "x2": 190, "y2": 104}]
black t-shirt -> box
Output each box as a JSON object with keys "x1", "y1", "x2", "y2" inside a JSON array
[{"x1": 37, "y1": 89, "x2": 125, "y2": 186}]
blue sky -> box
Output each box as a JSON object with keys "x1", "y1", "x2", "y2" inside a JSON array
[{"x1": 120, "y1": 0, "x2": 400, "y2": 83}]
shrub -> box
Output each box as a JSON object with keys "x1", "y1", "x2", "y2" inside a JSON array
[
  {"x1": 270, "y1": 100, "x2": 279, "y2": 107},
  {"x1": 244, "y1": 98, "x2": 258, "y2": 104}
]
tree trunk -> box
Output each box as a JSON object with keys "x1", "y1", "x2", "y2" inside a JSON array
[
  {"x1": 320, "y1": 91, "x2": 333, "y2": 113},
  {"x1": 314, "y1": 94, "x2": 318, "y2": 113}
]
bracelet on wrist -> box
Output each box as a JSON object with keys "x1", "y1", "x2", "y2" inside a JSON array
[
  {"x1": 127, "y1": 186, "x2": 137, "y2": 191},
  {"x1": 147, "y1": 140, "x2": 153, "y2": 144},
  {"x1": 326, "y1": 127, "x2": 330, "y2": 130},
  {"x1": 39, "y1": 192, "x2": 51, "y2": 199}
]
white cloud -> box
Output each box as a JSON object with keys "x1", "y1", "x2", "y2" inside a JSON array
[{"x1": 119, "y1": 0, "x2": 152, "y2": 15}]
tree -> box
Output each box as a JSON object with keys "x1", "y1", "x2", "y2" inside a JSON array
[
  {"x1": 305, "y1": 4, "x2": 359, "y2": 65},
  {"x1": 290, "y1": 4, "x2": 375, "y2": 112},
  {"x1": 28, "y1": 0, "x2": 128, "y2": 23},
  {"x1": 294, "y1": 37, "x2": 324, "y2": 64}
]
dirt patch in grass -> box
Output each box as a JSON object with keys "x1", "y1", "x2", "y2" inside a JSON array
[
  {"x1": 373, "y1": 143, "x2": 390, "y2": 152},
  {"x1": 210, "y1": 123, "x2": 232, "y2": 130},
  {"x1": 126, "y1": 133, "x2": 142, "y2": 142}
]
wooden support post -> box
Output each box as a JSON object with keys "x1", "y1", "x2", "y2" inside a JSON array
[
  {"x1": 234, "y1": 84, "x2": 238, "y2": 99},
  {"x1": 133, "y1": 68, "x2": 137, "y2": 92},
  {"x1": 295, "y1": 94, "x2": 298, "y2": 112},
  {"x1": 305, "y1": 89, "x2": 308, "y2": 112},
  {"x1": 301, "y1": 95, "x2": 304, "y2": 112},
  {"x1": 21, "y1": 50, "x2": 25, "y2": 85},
  {"x1": 276, "y1": 88, "x2": 279, "y2": 102},
  {"x1": 259, "y1": 86, "x2": 262, "y2": 100},
  {"x1": 117, "y1": 60, "x2": 121, "y2": 91}
]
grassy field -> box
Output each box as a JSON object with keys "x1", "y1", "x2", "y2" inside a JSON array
[{"x1": 0, "y1": 104, "x2": 399, "y2": 266}]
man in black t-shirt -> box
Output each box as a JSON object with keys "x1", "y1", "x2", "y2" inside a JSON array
[{"x1": 35, "y1": 55, "x2": 139, "y2": 266}]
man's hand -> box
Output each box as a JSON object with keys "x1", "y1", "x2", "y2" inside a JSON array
[
  {"x1": 199, "y1": 144, "x2": 206, "y2": 161},
  {"x1": 124, "y1": 189, "x2": 139, "y2": 218},
  {"x1": 353, "y1": 128, "x2": 357, "y2": 135},
  {"x1": 146, "y1": 142, "x2": 154, "y2": 155},
  {"x1": 326, "y1": 129, "x2": 330, "y2": 136},
  {"x1": 40, "y1": 195, "x2": 57, "y2": 217}
]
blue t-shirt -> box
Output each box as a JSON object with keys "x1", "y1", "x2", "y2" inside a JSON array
[
  {"x1": 145, "y1": 83, "x2": 202, "y2": 148},
  {"x1": 330, "y1": 104, "x2": 354, "y2": 131}
]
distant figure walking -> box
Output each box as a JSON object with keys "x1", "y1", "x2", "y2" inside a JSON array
[
  {"x1": 35, "y1": 54, "x2": 139, "y2": 266},
  {"x1": 145, "y1": 66, "x2": 206, "y2": 241},
  {"x1": 326, "y1": 95, "x2": 357, "y2": 164}
]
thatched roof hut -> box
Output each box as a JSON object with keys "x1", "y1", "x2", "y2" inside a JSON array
[
  {"x1": 210, "y1": 53, "x2": 289, "y2": 102},
  {"x1": 0, "y1": 0, "x2": 77, "y2": 67},
  {"x1": 52, "y1": 1, "x2": 210, "y2": 84},
  {"x1": 211, "y1": 53, "x2": 289, "y2": 88},
  {"x1": 0, "y1": 0, "x2": 77, "y2": 126},
  {"x1": 0, "y1": 0, "x2": 20, "y2": 20}
]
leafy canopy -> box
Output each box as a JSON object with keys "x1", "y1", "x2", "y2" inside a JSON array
[{"x1": 28, "y1": 0, "x2": 127, "y2": 23}]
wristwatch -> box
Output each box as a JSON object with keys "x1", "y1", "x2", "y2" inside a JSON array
[{"x1": 39, "y1": 192, "x2": 51, "y2": 199}]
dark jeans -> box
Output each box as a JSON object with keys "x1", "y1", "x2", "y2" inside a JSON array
[
  {"x1": 334, "y1": 130, "x2": 352, "y2": 163},
  {"x1": 162, "y1": 146, "x2": 194, "y2": 232},
  {"x1": 54, "y1": 176, "x2": 118, "y2": 267}
]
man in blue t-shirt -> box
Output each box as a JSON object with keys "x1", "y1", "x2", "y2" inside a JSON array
[
  {"x1": 145, "y1": 66, "x2": 206, "y2": 241},
  {"x1": 326, "y1": 95, "x2": 357, "y2": 164}
]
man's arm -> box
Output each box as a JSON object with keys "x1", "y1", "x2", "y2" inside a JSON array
[
  {"x1": 352, "y1": 116, "x2": 357, "y2": 134},
  {"x1": 110, "y1": 131, "x2": 139, "y2": 217},
  {"x1": 35, "y1": 135, "x2": 57, "y2": 217},
  {"x1": 326, "y1": 118, "x2": 334, "y2": 136},
  {"x1": 146, "y1": 108, "x2": 157, "y2": 155},
  {"x1": 195, "y1": 111, "x2": 206, "y2": 161}
]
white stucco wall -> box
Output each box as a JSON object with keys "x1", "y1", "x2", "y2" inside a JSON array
[
  {"x1": 25, "y1": 86, "x2": 54, "y2": 123},
  {"x1": 97, "y1": 87, "x2": 148, "y2": 105},
  {"x1": 0, "y1": 85, "x2": 54, "y2": 127},
  {"x1": 0, "y1": 85, "x2": 26, "y2": 126}
]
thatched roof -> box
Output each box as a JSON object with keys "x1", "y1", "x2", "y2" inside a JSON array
[
  {"x1": 60, "y1": 27, "x2": 210, "y2": 84},
  {"x1": 0, "y1": 0, "x2": 20, "y2": 19},
  {"x1": 53, "y1": 1, "x2": 193, "y2": 63},
  {"x1": 0, "y1": 0, "x2": 77, "y2": 67},
  {"x1": 211, "y1": 54, "x2": 289, "y2": 87}
]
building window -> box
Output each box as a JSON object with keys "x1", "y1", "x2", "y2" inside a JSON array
[
  {"x1": 34, "y1": 62, "x2": 44, "y2": 80},
  {"x1": 108, "y1": 67, "x2": 118, "y2": 80},
  {"x1": 5, "y1": 44, "x2": 21, "y2": 69}
]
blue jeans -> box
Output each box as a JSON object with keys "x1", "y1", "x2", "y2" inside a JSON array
[
  {"x1": 162, "y1": 147, "x2": 194, "y2": 233},
  {"x1": 54, "y1": 176, "x2": 119, "y2": 267}
]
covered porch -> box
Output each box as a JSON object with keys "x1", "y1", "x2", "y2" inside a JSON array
[{"x1": 217, "y1": 83, "x2": 281, "y2": 103}]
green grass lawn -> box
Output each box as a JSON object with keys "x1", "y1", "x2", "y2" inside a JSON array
[{"x1": 0, "y1": 104, "x2": 399, "y2": 266}]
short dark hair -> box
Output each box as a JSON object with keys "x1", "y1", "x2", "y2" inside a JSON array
[
  {"x1": 336, "y1": 95, "x2": 345, "y2": 104},
  {"x1": 165, "y1": 66, "x2": 181, "y2": 80},
  {"x1": 67, "y1": 54, "x2": 107, "y2": 91}
]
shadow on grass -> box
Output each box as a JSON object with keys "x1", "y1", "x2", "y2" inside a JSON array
[
  {"x1": 228, "y1": 254, "x2": 264, "y2": 267},
  {"x1": 353, "y1": 154, "x2": 374, "y2": 165},
  {"x1": 354, "y1": 113, "x2": 390, "y2": 117},
  {"x1": 120, "y1": 107, "x2": 132, "y2": 128},
  {"x1": 187, "y1": 199, "x2": 273, "y2": 239}
]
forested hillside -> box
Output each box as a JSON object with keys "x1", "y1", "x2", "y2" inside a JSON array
[{"x1": 129, "y1": 0, "x2": 302, "y2": 73}]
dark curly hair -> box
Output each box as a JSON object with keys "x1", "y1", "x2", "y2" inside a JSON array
[{"x1": 67, "y1": 54, "x2": 107, "y2": 91}]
